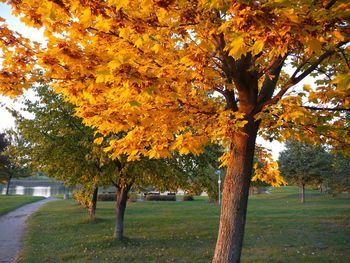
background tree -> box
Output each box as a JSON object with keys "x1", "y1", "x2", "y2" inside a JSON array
[
  {"x1": 0, "y1": 132, "x2": 11, "y2": 193},
  {"x1": 170, "y1": 144, "x2": 225, "y2": 202},
  {"x1": 328, "y1": 153, "x2": 350, "y2": 194},
  {"x1": 1, "y1": 1, "x2": 349, "y2": 261},
  {"x1": 0, "y1": 131, "x2": 31, "y2": 195},
  {"x1": 0, "y1": 133, "x2": 9, "y2": 182},
  {"x1": 250, "y1": 146, "x2": 287, "y2": 195},
  {"x1": 13, "y1": 84, "x2": 187, "y2": 239},
  {"x1": 175, "y1": 144, "x2": 285, "y2": 202},
  {"x1": 278, "y1": 140, "x2": 332, "y2": 202},
  {"x1": 13, "y1": 84, "x2": 110, "y2": 220}
]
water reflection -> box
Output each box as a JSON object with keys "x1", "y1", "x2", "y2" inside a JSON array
[
  {"x1": 0, "y1": 184, "x2": 72, "y2": 197},
  {"x1": 32, "y1": 186, "x2": 51, "y2": 197},
  {"x1": 15, "y1": 186, "x2": 25, "y2": 195}
]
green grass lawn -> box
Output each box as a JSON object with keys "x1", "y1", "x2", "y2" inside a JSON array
[
  {"x1": 0, "y1": 195, "x2": 44, "y2": 215},
  {"x1": 19, "y1": 187, "x2": 350, "y2": 262}
]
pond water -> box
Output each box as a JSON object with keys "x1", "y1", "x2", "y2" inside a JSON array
[{"x1": 0, "y1": 183, "x2": 72, "y2": 197}]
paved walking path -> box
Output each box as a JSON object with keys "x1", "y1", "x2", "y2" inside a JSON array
[{"x1": 0, "y1": 198, "x2": 56, "y2": 263}]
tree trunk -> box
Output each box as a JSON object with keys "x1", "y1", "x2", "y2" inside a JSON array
[
  {"x1": 114, "y1": 184, "x2": 132, "y2": 240},
  {"x1": 89, "y1": 186, "x2": 98, "y2": 220},
  {"x1": 212, "y1": 121, "x2": 258, "y2": 263},
  {"x1": 5, "y1": 173, "x2": 12, "y2": 196},
  {"x1": 300, "y1": 184, "x2": 305, "y2": 203}
]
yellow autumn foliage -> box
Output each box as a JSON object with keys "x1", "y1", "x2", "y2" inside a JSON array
[{"x1": 0, "y1": 0, "x2": 349, "y2": 186}]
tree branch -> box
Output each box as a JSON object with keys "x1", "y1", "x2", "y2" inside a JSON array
[
  {"x1": 325, "y1": 0, "x2": 337, "y2": 9},
  {"x1": 256, "y1": 55, "x2": 287, "y2": 106},
  {"x1": 302, "y1": 106, "x2": 350, "y2": 112},
  {"x1": 257, "y1": 42, "x2": 348, "y2": 113},
  {"x1": 290, "y1": 56, "x2": 312, "y2": 80},
  {"x1": 290, "y1": 48, "x2": 338, "y2": 85},
  {"x1": 340, "y1": 49, "x2": 350, "y2": 70},
  {"x1": 270, "y1": 113, "x2": 350, "y2": 146}
]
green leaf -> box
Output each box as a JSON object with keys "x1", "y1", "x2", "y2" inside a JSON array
[{"x1": 129, "y1": 100, "x2": 142, "y2": 107}]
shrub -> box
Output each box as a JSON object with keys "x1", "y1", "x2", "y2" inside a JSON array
[
  {"x1": 183, "y1": 195, "x2": 194, "y2": 201},
  {"x1": 97, "y1": 193, "x2": 115, "y2": 201},
  {"x1": 73, "y1": 189, "x2": 92, "y2": 208},
  {"x1": 98, "y1": 192, "x2": 140, "y2": 202},
  {"x1": 145, "y1": 194, "x2": 176, "y2": 201}
]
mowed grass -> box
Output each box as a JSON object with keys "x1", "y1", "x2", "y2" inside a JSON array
[
  {"x1": 19, "y1": 187, "x2": 350, "y2": 263},
  {"x1": 0, "y1": 195, "x2": 44, "y2": 215}
]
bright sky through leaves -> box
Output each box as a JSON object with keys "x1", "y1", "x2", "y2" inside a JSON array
[{"x1": 0, "y1": 3, "x2": 43, "y2": 132}]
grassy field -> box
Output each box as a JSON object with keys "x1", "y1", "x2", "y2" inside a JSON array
[
  {"x1": 0, "y1": 195, "x2": 44, "y2": 215},
  {"x1": 18, "y1": 187, "x2": 349, "y2": 263}
]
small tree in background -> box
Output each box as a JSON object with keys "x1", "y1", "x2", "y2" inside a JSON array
[
  {"x1": 0, "y1": 131, "x2": 32, "y2": 195},
  {"x1": 278, "y1": 140, "x2": 332, "y2": 203},
  {"x1": 12, "y1": 84, "x2": 110, "y2": 220},
  {"x1": 12, "y1": 84, "x2": 187, "y2": 239},
  {"x1": 174, "y1": 144, "x2": 285, "y2": 202},
  {"x1": 171, "y1": 144, "x2": 225, "y2": 202},
  {"x1": 328, "y1": 153, "x2": 350, "y2": 195},
  {"x1": 0, "y1": 133, "x2": 10, "y2": 192}
]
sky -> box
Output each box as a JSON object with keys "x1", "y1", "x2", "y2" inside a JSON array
[
  {"x1": 0, "y1": 3, "x2": 45, "y2": 131},
  {"x1": 0, "y1": 3, "x2": 320, "y2": 160},
  {"x1": 0, "y1": 95, "x2": 20, "y2": 131}
]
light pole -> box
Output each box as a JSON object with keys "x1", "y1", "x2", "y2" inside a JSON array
[{"x1": 216, "y1": 170, "x2": 221, "y2": 205}]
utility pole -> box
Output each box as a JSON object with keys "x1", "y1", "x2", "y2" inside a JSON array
[{"x1": 216, "y1": 170, "x2": 221, "y2": 205}]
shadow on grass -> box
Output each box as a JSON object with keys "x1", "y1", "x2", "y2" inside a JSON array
[
  {"x1": 87, "y1": 234, "x2": 215, "y2": 250},
  {"x1": 273, "y1": 192, "x2": 325, "y2": 200},
  {"x1": 81, "y1": 216, "x2": 110, "y2": 224}
]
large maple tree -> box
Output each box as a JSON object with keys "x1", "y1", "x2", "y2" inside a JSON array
[{"x1": 1, "y1": 0, "x2": 349, "y2": 262}]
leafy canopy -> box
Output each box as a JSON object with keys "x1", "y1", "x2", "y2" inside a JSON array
[
  {"x1": 13, "y1": 84, "x2": 190, "y2": 192},
  {"x1": 0, "y1": 0, "x2": 349, "y2": 169}
]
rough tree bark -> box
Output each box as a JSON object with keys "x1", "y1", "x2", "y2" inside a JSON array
[
  {"x1": 300, "y1": 184, "x2": 305, "y2": 203},
  {"x1": 114, "y1": 183, "x2": 133, "y2": 240},
  {"x1": 89, "y1": 186, "x2": 98, "y2": 220},
  {"x1": 212, "y1": 118, "x2": 259, "y2": 263}
]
